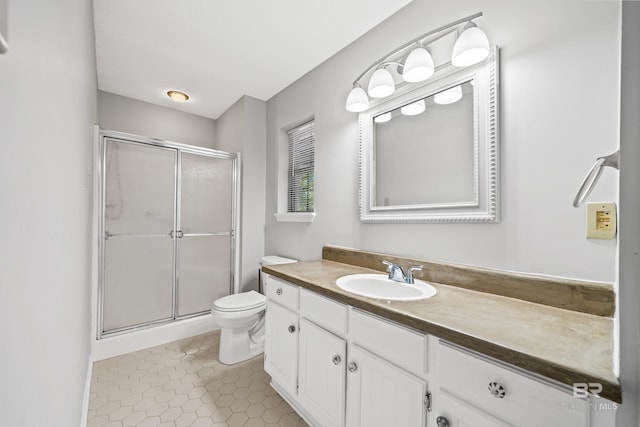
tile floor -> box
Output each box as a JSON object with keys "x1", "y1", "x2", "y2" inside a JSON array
[{"x1": 87, "y1": 332, "x2": 308, "y2": 427}]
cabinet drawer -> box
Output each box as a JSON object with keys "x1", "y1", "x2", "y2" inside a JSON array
[
  {"x1": 349, "y1": 308, "x2": 427, "y2": 376},
  {"x1": 300, "y1": 289, "x2": 347, "y2": 335},
  {"x1": 437, "y1": 342, "x2": 588, "y2": 426},
  {"x1": 266, "y1": 275, "x2": 299, "y2": 311}
]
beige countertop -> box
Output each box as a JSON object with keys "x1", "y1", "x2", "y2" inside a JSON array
[{"x1": 263, "y1": 259, "x2": 621, "y2": 403}]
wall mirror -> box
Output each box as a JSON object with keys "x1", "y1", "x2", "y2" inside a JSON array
[{"x1": 359, "y1": 47, "x2": 500, "y2": 223}]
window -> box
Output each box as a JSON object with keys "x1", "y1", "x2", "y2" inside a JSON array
[{"x1": 287, "y1": 120, "x2": 314, "y2": 213}]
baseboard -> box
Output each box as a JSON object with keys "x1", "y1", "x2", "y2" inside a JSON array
[
  {"x1": 79, "y1": 352, "x2": 93, "y2": 427},
  {"x1": 93, "y1": 315, "x2": 219, "y2": 361}
]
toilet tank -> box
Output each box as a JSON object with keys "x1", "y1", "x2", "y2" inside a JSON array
[{"x1": 259, "y1": 256, "x2": 297, "y2": 293}]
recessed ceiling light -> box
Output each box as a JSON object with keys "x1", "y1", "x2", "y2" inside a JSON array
[{"x1": 166, "y1": 90, "x2": 189, "y2": 102}]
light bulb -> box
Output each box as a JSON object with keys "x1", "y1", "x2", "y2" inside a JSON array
[
  {"x1": 402, "y1": 47, "x2": 435, "y2": 83},
  {"x1": 400, "y1": 99, "x2": 426, "y2": 116},
  {"x1": 368, "y1": 67, "x2": 395, "y2": 98},
  {"x1": 433, "y1": 85, "x2": 463, "y2": 105},
  {"x1": 451, "y1": 22, "x2": 490, "y2": 67},
  {"x1": 346, "y1": 84, "x2": 369, "y2": 112}
]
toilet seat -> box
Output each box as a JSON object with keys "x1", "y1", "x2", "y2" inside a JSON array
[{"x1": 213, "y1": 290, "x2": 266, "y2": 312}]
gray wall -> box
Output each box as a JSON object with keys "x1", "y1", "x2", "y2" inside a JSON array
[
  {"x1": 215, "y1": 96, "x2": 267, "y2": 292},
  {"x1": 265, "y1": 0, "x2": 619, "y2": 284},
  {"x1": 617, "y1": 1, "x2": 640, "y2": 424},
  {"x1": 0, "y1": 0, "x2": 97, "y2": 425},
  {"x1": 98, "y1": 90, "x2": 216, "y2": 149}
]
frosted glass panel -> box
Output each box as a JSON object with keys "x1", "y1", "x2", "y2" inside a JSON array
[
  {"x1": 178, "y1": 235, "x2": 231, "y2": 316},
  {"x1": 103, "y1": 236, "x2": 174, "y2": 332},
  {"x1": 181, "y1": 153, "x2": 232, "y2": 233},
  {"x1": 105, "y1": 139, "x2": 176, "y2": 235}
]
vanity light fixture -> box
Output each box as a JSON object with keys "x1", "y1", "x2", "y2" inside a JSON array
[
  {"x1": 433, "y1": 85, "x2": 463, "y2": 105},
  {"x1": 345, "y1": 12, "x2": 489, "y2": 112},
  {"x1": 166, "y1": 90, "x2": 190, "y2": 102},
  {"x1": 400, "y1": 99, "x2": 426, "y2": 116}
]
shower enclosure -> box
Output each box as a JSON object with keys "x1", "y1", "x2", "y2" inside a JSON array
[{"x1": 97, "y1": 130, "x2": 239, "y2": 338}]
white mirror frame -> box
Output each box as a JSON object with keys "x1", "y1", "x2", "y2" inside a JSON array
[{"x1": 358, "y1": 47, "x2": 500, "y2": 223}]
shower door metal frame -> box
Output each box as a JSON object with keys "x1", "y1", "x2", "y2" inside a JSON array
[{"x1": 97, "y1": 129, "x2": 240, "y2": 339}]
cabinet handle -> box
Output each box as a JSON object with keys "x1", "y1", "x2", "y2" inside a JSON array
[
  {"x1": 488, "y1": 382, "x2": 506, "y2": 398},
  {"x1": 288, "y1": 325, "x2": 296, "y2": 333},
  {"x1": 348, "y1": 362, "x2": 358, "y2": 373},
  {"x1": 436, "y1": 416, "x2": 450, "y2": 427},
  {"x1": 332, "y1": 355, "x2": 341, "y2": 365},
  {"x1": 276, "y1": 288, "x2": 283, "y2": 295}
]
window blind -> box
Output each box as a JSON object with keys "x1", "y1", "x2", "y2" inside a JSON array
[{"x1": 288, "y1": 120, "x2": 314, "y2": 213}]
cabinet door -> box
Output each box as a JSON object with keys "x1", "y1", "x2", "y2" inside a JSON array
[
  {"x1": 264, "y1": 300, "x2": 298, "y2": 396},
  {"x1": 298, "y1": 319, "x2": 346, "y2": 427},
  {"x1": 346, "y1": 345, "x2": 427, "y2": 427}
]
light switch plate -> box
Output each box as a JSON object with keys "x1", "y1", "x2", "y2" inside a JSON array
[{"x1": 586, "y1": 202, "x2": 617, "y2": 239}]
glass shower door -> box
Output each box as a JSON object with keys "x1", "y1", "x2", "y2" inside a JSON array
[
  {"x1": 177, "y1": 152, "x2": 234, "y2": 317},
  {"x1": 102, "y1": 139, "x2": 177, "y2": 333}
]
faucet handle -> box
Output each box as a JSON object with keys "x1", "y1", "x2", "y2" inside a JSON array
[
  {"x1": 382, "y1": 260, "x2": 397, "y2": 271},
  {"x1": 406, "y1": 265, "x2": 423, "y2": 284},
  {"x1": 382, "y1": 260, "x2": 405, "y2": 282}
]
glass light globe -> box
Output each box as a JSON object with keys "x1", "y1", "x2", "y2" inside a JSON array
[
  {"x1": 402, "y1": 47, "x2": 435, "y2": 83},
  {"x1": 374, "y1": 112, "x2": 392, "y2": 123},
  {"x1": 400, "y1": 99, "x2": 426, "y2": 116},
  {"x1": 368, "y1": 67, "x2": 395, "y2": 98},
  {"x1": 451, "y1": 22, "x2": 490, "y2": 67},
  {"x1": 345, "y1": 85, "x2": 369, "y2": 112},
  {"x1": 434, "y1": 85, "x2": 463, "y2": 105}
]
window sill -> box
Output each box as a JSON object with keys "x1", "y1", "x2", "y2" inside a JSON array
[{"x1": 274, "y1": 212, "x2": 316, "y2": 223}]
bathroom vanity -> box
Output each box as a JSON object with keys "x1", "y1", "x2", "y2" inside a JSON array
[{"x1": 262, "y1": 247, "x2": 619, "y2": 427}]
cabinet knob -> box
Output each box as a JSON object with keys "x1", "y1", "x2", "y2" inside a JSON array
[
  {"x1": 332, "y1": 355, "x2": 341, "y2": 365},
  {"x1": 488, "y1": 382, "x2": 506, "y2": 398},
  {"x1": 276, "y1": 288, "x2": 283, "y2": 295},
  {"x1": 436, "y1": 416, "x2": 450, "y2": 427},
  {"x1": 348, "y1": 362, "x2": 358, "y2": 373},
  {"x1": 288, "y1": 325, "x2": 296, "y2": 333}
]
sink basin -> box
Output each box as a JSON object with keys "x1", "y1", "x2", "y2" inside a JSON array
[{"x1": 336, "y1": 274, "x2": 437, "y2": 301}]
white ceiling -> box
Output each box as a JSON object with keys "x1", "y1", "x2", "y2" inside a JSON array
[{"x1": 93, "y1": 0, "x2": 413, "y2": 119}]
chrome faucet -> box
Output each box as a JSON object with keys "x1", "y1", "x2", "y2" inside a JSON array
[{"x1": 382, "y1": 260, "x2": 423, "y2": 284}]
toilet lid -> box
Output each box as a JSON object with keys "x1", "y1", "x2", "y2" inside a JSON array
[{"x1": 213, "y1": 290, "x2": 266, "y2": 312}]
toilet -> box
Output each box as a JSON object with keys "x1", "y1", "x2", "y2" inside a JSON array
[{"x1": 212, "y1": 255, "x2": 297, "y2": 365}]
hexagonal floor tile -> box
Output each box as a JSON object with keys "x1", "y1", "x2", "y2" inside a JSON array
[{"x1": 87, "y1": 332, "x2": 306, "y2": 427}]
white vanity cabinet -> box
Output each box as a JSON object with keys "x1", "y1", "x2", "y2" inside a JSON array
[
  {"x1": 264, "y1": 276, "x2": 350, "y2": 427},
  {"x1": 263, "y1": 273, "x2": 614, "y2": 427},
  {"x1": 264, "y1": 276, "x2": 428, "y2": 427}
]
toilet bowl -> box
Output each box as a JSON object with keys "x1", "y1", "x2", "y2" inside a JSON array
[
  {"x1": 211, "y1": 290, "x2": 267, "y2": 365},
  {"x1": 212, "y1": 255, "x2": 297, "y2": 365}
]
